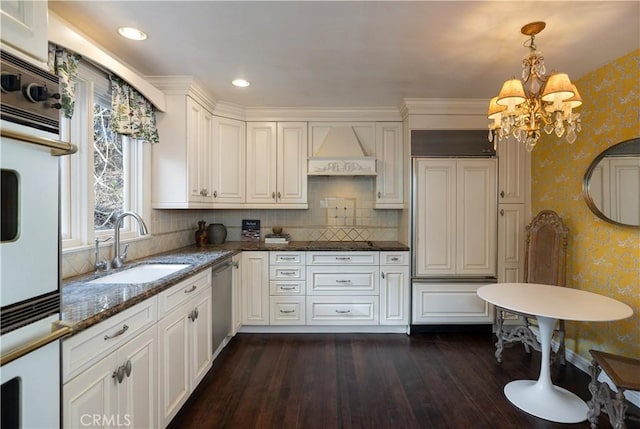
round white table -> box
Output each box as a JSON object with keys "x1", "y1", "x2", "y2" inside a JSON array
[{"x1": 477, "y1": 283, "x2": 633, "y2": 423}]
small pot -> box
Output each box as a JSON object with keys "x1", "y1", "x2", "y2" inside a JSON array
[{"x1": 208, "y1": 223, "x2": 227, "y2": 244}]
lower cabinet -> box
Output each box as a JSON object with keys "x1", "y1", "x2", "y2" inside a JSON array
[
  {"x1": 241, "y1": 251, "x2": 269, "y2": 325},
  {"x1": 380, "y1": 254, "x2": 410, "y2": 325},
  {"x1": 157, "y1": 273, "x2": 212, "y2": 427},
  {"x1": 63, "y1": 269, "x2": 214, "y2": 429},
  {"x1": 63, "y1": 325, "x2": 157, "y2": 429},
  {"x1": 411, "y1": 282, "x2": 493, "y2": 324}
]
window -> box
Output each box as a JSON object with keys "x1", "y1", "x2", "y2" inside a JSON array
[{"x1": 60, "y1": 61, "x2": 149, "y2": 251}]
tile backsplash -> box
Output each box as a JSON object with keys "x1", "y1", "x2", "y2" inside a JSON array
[{"x1": 62, "y1": 176, "x2": 400, "y2": 279}]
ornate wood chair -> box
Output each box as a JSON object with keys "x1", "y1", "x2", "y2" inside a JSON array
[{"x1": 494, "y1": 210, "x2": 569, "y2": 365}]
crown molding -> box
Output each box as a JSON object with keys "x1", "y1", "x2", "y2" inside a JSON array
[
  {"x1": 244, "y1": 106, "x2": 402, "y2": 122},
  {"x1": 400, "y1": 98, "x2": 487, "y2": 119},
  {"x1": 146, "y1": 76, "x2": 216, "y2": 112}
]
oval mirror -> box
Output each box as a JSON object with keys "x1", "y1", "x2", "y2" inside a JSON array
[{"x1": 583, "y1": 137, "x2": 640, "y2": 227}]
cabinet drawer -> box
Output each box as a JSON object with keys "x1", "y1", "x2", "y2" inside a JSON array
[
  {"x1": 269, "y1": 266, "x2": 305, "y2": 281},
  {"x1": 270, "y1": 281, "x2": 305, "y2": 295},
  {"x1": 306, "y1": 296, "x2": 379, "y2": 325},
  {"x1": 158, "y1": 270, "x2": 211, "y2": 318},
  {"x1": 411, "y1": 282, "x2": 493, "y2": 324},
  {"x1": 306, "y1": 266, "x2": 379, "y2": 295},
  {"x1": 269, "y1": 296, "x2": 306, "y2": 325},
  {"x1": 270, "y1": 251, "x2": 305, "y2": 265},
  {"x1": 380, "y1": 251, "x2": 409, "y2": 265},
  {"x1": 62, "y1": 297, "x2": 157, "y2": 382},
  {"x1": 306, "y1": 252, "x2": 379, "y2": 265}
]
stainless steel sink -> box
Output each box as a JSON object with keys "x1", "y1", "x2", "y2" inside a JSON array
[{"x1": 88, "y1": 263, "x2": 190, "y2": 284}]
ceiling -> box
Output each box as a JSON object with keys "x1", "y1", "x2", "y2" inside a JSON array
[{"x1": 48, "y1": 1, "x2": 640, "y2": 109}]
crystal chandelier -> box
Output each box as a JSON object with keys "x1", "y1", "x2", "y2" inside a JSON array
[{"x1": 488, "y1": 22, "x2": 582, "y2": 152}]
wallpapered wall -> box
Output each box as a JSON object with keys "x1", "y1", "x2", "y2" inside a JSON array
[{"x1": 531, "y1": 50, "x2": 639, "y2": 360}]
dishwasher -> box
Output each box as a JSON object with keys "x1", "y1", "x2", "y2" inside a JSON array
[{"x1": 211, "y1": 257, "x2": 234, "y2": 357}]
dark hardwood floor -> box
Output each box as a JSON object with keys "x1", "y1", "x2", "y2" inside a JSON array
[{"x1": 168, "y1": 333, "x2": 639, "y2": 429}]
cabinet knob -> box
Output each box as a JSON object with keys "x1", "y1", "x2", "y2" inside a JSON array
[
  {"x1": 381, "y1": 272, "x2": 386, "y2": 279},
  {"x1": 500, "y1": 190, "x2": 505, "y2": 198},
  {"x1": 213, "y1": 190, "x2": 217, "y2": 198},
  {"x1": 277, "y1": 191, "x2": 281, "y2": 199},
  {"x1": 500, "y1": 209, "x2": 505, "y2": 216},
  {"x1": 124, "y1": 359, "x2": 132, "y2": 378},
  {"x1": 272, "y1": 192, "x2": 276, "y2": 199},
  {"x1": 378, "y1": 191, "x2": 381, "y2": 199}
]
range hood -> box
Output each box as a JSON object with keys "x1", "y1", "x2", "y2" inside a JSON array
[{"x1": 308, "y1": 126, "x2": 377, "y2": 175}]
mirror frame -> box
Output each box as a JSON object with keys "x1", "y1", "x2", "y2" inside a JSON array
[{"x1": 582, "y1": 137, "x2": 640, "y2": 228}]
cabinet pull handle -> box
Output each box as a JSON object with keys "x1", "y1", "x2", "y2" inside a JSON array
[
  {"x1": 335, "y1": 309, "x2": 351, "y2": 314},
  {"x1": 113, "y1": 365, "x2": 126, "y2": 383},
  {"x1": 280, "y1": 257, "x2": 296, "y2": 261},
  {"x1": 390, "y1": 257, "x2": 399, "y2": 261},
  {"x1": 378, "y1": 191, "x2": 381, "y2": 199},
  {"x1": 184, "y1": 285, "x2": 197, "y2": 294},
  {"x1": 500, "y1": 209, "x2": 505, "y2": 216},
  {"x1": 335, "y1": 279, "x2": 352, "y2": 284},
  {"x1": 124, "y1": 359, "x2": 132, "y2": 378},
  {"x1": 335, "y1": 257, "x2": 351, "y2": 261},
  {"x1": 381, "y1": 272, "x2": 386, "y2": 279},
  {"x1": 280, "y1": 271, "x2": 297, "y2": 276},
  {"x1": 500, "y1": 190, "x2": 505, "y2": 198},
  {"x1": 279, "y1": 309, "x2": 295, "y2": 314},
  {"x1": 104, "y1": 324, "x2": 129, "y2": 340},
  {"x1": 279, "y1": 286, "x2": 296, "y2": 291},
  {"x1": 272, "y1": 192, "x2": 276, "y2": 199}
]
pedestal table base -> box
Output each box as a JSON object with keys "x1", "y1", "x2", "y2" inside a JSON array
[{"x1": 505, "y1": 379, "x2": 589, "y2": 423}]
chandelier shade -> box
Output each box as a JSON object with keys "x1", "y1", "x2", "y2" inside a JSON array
[{"x1": 487, "y1": 22, "x2": 582, "y2": 152}]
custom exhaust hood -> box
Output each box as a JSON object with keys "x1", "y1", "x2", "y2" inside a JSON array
[{"x1": 308, "y1": 126, "x2": 377, "y2": 175}]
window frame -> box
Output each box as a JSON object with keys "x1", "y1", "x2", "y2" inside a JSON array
[{"x1": 60, "y1": 61, "x2": 151, "y2": 253}]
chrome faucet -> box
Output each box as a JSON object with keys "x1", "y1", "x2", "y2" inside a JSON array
[
  {"x1": 94, "y1": 237, "x2": 112, "y2": 272},
  {"x1": 112, "y1": 211, "x2": 149, "y2": 268}
]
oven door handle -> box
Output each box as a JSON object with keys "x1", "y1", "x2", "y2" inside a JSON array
[
  {"x1": 1, "y1": 128, "x2": 77, "y2": 157},
  {"x1": 0, "y1": 323, "x2": 73, "y2": 367}
]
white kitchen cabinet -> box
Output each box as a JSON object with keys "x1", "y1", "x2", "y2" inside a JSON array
[
  {"x1": 152, "y1": 91, "x2": 215, "y2": 208},
  {"x1": 211, "y1": 116, "x2": 246, "y2": 205},
  {"x1": 413, "y1": 158, "x2": 497, "y2": 277},
  {"x1": 412, "y1": 282, "x2": 493, "y2": 324},
  {"x1": 375, "y1": 122, "x2": 404, "y2": 208},
  {"x1": 497, "y1": 204, "x2": 526, "y2": 283},
  {"x1": 231, "y1": 253, "x2": 243, "y2": 335},
  {"x1": 246, "y1": 122, "x2": 307, "y2": 208},
  {"x1": 241, "y1": 251, "x2": 269, "y2": 325},
  {"x1": 497, "y1": 137, "x2": 528, "y2": 204},
  {"x1": 157, "y1": 271, "x2": 212, "y2": 427},
  {"x1": 306, "y1": 251, "x2": 380, "y2": 326},
  {"x1": 63, "y1": 325, "x2": 157, "y2": 429},
  {"x1": 0, "y1": 0, "x2": 48, "y2": 63},
  {"x1": 379, "y1": 252, "x2": 409, "y2": 325}
]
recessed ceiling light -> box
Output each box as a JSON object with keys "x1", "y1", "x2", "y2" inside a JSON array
[
  {"x1": 118, "y1": 26, "x2": 148, "y2": 41},
  {"x1": 232, "y1": 79, "x2": 251, "y2": 88}
]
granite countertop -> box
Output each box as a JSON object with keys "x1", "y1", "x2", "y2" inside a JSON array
[{"x1": 61, "y1": 241, "x2": 408, "y2": 334}]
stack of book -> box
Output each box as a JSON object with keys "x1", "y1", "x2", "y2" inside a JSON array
[{"x1": 264, "y1": 233, "x2": 291, "y2": 244}]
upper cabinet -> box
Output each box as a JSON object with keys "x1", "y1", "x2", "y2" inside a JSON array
[
  {"x1": 152, "y1": 91, "x2": 215, "y2": 208},
  {"x1": 0, "y1": 0, "x2": 48, "y2": 64},
  {"x1": 375, "y1": 123, "x2": 404, "y2": 208},
  {"x1": 211, "y1": 116, "x2": 246, "y2": 206},
  {"x1": 497, "y1": 137, "x2": 529, "y2": 204},
  {"x1": 246, "y1": 122, "x2": 307, "y2": 208}
]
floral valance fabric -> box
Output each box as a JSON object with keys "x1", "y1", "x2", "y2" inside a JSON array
[
  {"x1": 110, "y1": 77, "x2": 159, "y2": 144},
  {"x1": 47, "y1": 43, "x2": 81, "y2": 119}
]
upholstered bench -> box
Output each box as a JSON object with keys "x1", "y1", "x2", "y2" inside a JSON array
[{"x1": 587, "y1": 349, "x2": 640, "y2": 429}]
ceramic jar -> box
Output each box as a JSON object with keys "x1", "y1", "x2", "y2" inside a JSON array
[{"x1": 208, "y1": 223, "x2": 227, "y2": 244}]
